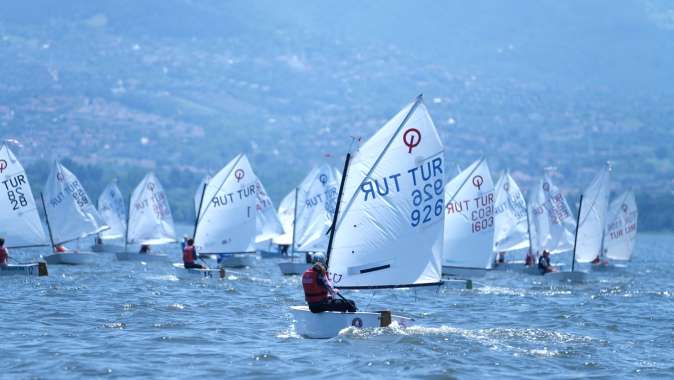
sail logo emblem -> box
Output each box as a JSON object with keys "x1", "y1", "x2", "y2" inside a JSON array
[
  {"x1": 543, "y1": 182, "x2": 550, "y2": 192},
  {"x1": 56, "y1": 172, "x2": 65, "y2": 182},
  {"x1": 0, "y1": 159, "x2": 7, "y2": 173},
  {"x1": 234, "y1": 169, "x2": 245, "y2": 182},
  {"x1": 319, "y1": 174, "x2": 328, "y2": 185},
  {"x1": 147, "y1": 182, "x2": 156, "y2": 192},
  {"x1": 402, "y1": 128, "x2": 421, "y2": 153},
  {"x1": 472, "y1": 175, "x2": 484, "y2": 190},
  {"x1": 503, "y1": 182, "x2": 510, "y2": 192},
  {"x1": 622, "y1": 203, "x2": 628, "y2": 213},
  {"x1": 351, "y1": 318, "x2": 363, "y2": 328}
]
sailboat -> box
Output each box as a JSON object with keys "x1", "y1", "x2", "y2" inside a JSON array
[
  {"x1": 603, "y1": 191, "x2": 638, "y2": 262},
  {"x1": 574, "y1": 164, "x2": 611, "y2": 271},
  {"x1": 115, "y1": 173, "x2": 175, "y2": 262},
  {"x1": 492, "y1": 171, "x2": 534, "y2": 271},
  {"x1": 279, "y1": 164, "x2": 341, "y2": 275},
  {"x1": 91, "y1": 181, "x2": 126, "y2": 253},
  {"x1": 0, "y1": 143, "x2": 49, "y2": 277},
  {"x1": 190, "y1": 154, "x2": 258, "y2": 268},
  {"x1": 526, "y1": 173, "x2": 581, "y2": 281},
  {"x1": 442, "y1": 158, "x2": 495, "y2": 279},
  {"x1": 42, "y1": 162, "x2": 108, "y2": 265},
  {"x1": 254, "y1": 177, "x2": 285, "y2": 258},
  {"x1": 272, "y1": 189, "x2": 295, "y2": 248},
  {"x1": 291, "y1": 95, "x2": 444, "y2": 338}
]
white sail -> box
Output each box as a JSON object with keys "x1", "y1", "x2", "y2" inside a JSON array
[
  {"x1": 44, "y1": 162, "x2": 107, "y2": 245},
  {"x1": 194, "y1": 154, "x2": 257, "y2": 254},
  {"x1": 575, "y1": 165, "x2": 611, "y2": 263},
  {"x1": 493, "y1": 171, "x2": 530, "y2": 252},
  {"x1": 0, "y1": 144, "x2": 47, "y2": 248},
  {"x1": 272, "y1": 190, "x2": 296, "y2": 246},
  {"x1": 443, "y1": 158, "x2": 495, "y2": 270},
  {"x1": 97, "y1": 182, "x2": 126, "y2": 240},
  {"x1": 526, "y1": 192, "x2": 539, "y2": 255},
  {"x1": 528, "y1": 175, "x2": 576, "y2": 254},
  {"x1": 328, "y1": 96, "x2": 444, "y2": 288},
  {"x1": 294, "y1": 164, "x2": 341, "y2": 252},
  {"x1": 194, "y1": 175, "x2": 210, "y2": 217},
  {"x1": 255, "y1": 177, "x2": 284, "y2": 243},
  {"x1": 604, "y1": 191, "x2": 638, "y2": 261},
  {"x1": 127, "y1": 172, "x2": 176, "y2": 245}
]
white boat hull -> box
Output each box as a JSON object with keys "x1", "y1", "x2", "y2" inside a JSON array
[
  {"x1": 217, "y1": 254, "x2": 256, "y2": 268},
  {"x1": 442, "y1": 266, "x2": 488, "y2": 278},
  {"x1": 543, "y1": 271, "x2": 587, "y2": 284},
  {"x1": 91, "y1": 243, "x2": 125, "y2": 253},
  {"x1": 0, "y1": 263, "x2": 48, "y2": 277},
  {"x1": 115, "y1": 251, "x2": 170, "y2": 263},
  {"x1": 44, "y1": 252, "x2": 97, "y2": 265},
  {"x1": 278, "y1": 262, "x2": 311, "y2": 275},
  {"x1": 290, "y1": 305, "x2": 413, "y2": 339},
  {"x1": 172, "y1": 263, "x2": 226, "y2": 279}
]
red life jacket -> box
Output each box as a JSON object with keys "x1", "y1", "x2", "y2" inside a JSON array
[
  {"x1": 302, "y1": 267, "x2": 329, "y2": 303},
  {"x1": 183, "y1": 245, "x2": 195, "y2": 265},
  {"x1": 0, "y1": 247, "x2": 7, "y2": 265}
]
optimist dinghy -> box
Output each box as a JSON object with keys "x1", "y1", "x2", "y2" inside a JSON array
[
  {"x1": 92, "y1": 181, "x2": 127, "y2": 253},
  {"x1": 442, "y1": 158, "x2": 495, "y2": 280},
  {"x1": 278, "y1": 164, "x2": 340, "y2": 275},
  {"x1": 528, "y1": 174, "x2": 582, "y2": 281},
  {"x1": 290, "y1": 95, "x2": 444, "y2": 339},
  {"x1": 115, "y1": 173, "x2": 174, "y2": 263},
  {"x1": 191, "y1": 154, "x2": 259, "y2": 269},
  {"x1": 41, "y1": 162, "x2": 108, "y2": 265},
  {"x1": 598, "y1": 191, "x2": 637, "y2": 270},
  {"x1": 0, "y1": 143, "x2": 50, "y2": 276}
]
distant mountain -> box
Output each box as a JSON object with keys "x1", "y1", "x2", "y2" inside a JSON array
[{"x1": 1, "y1": 0, "x2": 673, "y2": 227}]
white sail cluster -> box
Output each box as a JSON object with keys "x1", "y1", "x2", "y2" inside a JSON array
[
  {"x1": 98, "y1": 181, "x2": 126, "y2": 240},
  {"x1": 443, "y1": 158, "x2": 495, "y2": 270},
  {"x1": 44, "y1": 162, "x2": 107, "y2": 245},
  {"x1": 0, "y1": 144, "x2": 47, "y2": 248},
  {"x1": 127, "y1": 172, "x2": 176, "y2": 245},
  {"x1": 328, "y1": 96, "x2": 444, "y2": 288}
]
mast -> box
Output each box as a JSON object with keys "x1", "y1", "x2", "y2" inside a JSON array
[
  {"x1": 193, "y1": 182, "x2": 208, "y2": 239},
  {"x1": 124, "y1": 192, "x2": 131, "y2": 253},
  {"x1": 325, "y1": 152, "x2": 351, "y2": 267},
  {"x1": 571, "y1": 194, "x2": 584, "y2": 272},
  {"x1": 290, "y1": 187, "x2": 299, "y2": 262},
  {"x1": 40, "y1": 192, "x2": 56, "y2": 252},
  {"x1": 525, "y1": 202, "x2": 534, "y2": 257}
]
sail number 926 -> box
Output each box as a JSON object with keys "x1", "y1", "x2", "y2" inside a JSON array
[{"x1": 411, "y1": 179, "x2": 443, "y2": 227}]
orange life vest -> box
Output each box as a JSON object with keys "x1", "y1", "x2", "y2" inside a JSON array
[
  {"x1": 183, "y1": 245, "x2": 195, "y2": 265},
  {"x1": 302, "y1": 267, "x2": 329, "y2": 303},
  {"x1": 0, "y1": 247, "x2": 7, "y2": 265}
]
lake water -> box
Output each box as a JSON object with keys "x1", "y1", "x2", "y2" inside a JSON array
[{"x1": 2, "y1": 231, "x2": 673, "y2": 379}]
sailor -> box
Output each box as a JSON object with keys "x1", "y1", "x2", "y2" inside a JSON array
[
  {"x1": 139, "y1": 244, "x2": 151, "y2": 254},
  {"x1": 279, "y1": 244, "x2": 289, "y2": 256},
  {"x1": 0, "y1": 238, "x2": 9, "y2": 267},
  {"x1": 496, "y1": 251, "x2": 506, "y2": 264},
  {"x1": 538, "y1": 250, "x2": 557, "y2": 274},
  {"x1": 302, "y1": 253, "x2": 357, "y2": 313},
  {"x1": 525, "y1": 249, "x2": 536, "y2": 267},
  {"x1": 591, "y1": 256, "x2": 608, "y2": 266},
  {"x1": 54, "y1": 244, "x2": 68, "y2": 253},
  {"x1": 182, "y1": 238, "x2": 205, "y2": 269}
]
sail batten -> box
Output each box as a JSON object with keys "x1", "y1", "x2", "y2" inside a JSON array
[{"x1": 328, "y1": 96, "x2": 444, "y2": 288}]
